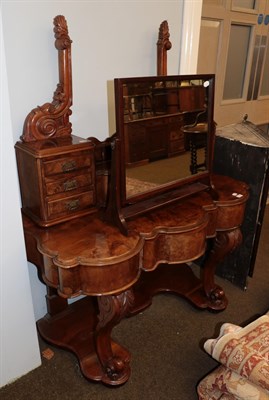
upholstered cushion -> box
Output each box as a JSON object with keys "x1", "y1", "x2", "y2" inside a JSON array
[
  {"x1": 204, "y1": 315, "x2": 269, "y2": 391},
  {"x1": 197, "y1": 364, "x2": 269, "y2": 400},
  {"x1": 197, "y1": 314, "x2": 269, "y2": 400}
]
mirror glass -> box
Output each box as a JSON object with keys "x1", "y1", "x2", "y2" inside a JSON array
[{"x1": 114, "y1": 75, "x2": 215, "y2": 204}]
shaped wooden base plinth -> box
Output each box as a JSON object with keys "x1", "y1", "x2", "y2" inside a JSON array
[
  {"x1": 37, "y1": 296, "x2": 131, "y2": 386},
  {"x1": 37, "y1": 263, "x2": 227, "y2": 386}
]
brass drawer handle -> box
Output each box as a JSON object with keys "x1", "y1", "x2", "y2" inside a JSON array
[
  {"x1": 65, "y1": 199, "x2": 80, "y2": 211},
  {"x1": 63, "y1": 179, "x2": 78, "y2": 191},
  {"x1": 62, "y1": 160, "x2": 77, "y2": 172}
]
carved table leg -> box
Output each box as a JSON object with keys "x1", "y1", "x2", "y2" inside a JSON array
[
  {"x1": 202, "y1": 228, "x2": 242, "y2": 310},
  {"x1": 95, "y1": 289, "x2": 134, "y2": 385},
  {"x1": 37, "y1": 293, "x2": 134, "y2": 386}
]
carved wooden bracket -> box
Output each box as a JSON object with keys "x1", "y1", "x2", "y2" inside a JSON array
[
  {"x1": 157, "y1": 20, "x2": 172, "y2": 76},
  {"x1": 21, "y1": 15, "x2": 73, "y2": 142}
]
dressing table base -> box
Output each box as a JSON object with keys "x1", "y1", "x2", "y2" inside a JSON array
[{"x1": 37, "y1": 262, "x2": 227, "y2": 386}]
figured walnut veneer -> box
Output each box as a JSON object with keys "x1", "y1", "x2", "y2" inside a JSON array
[
  {"x1": 15, "y1": 135, "x2": 96, "y2": 226},
  {"x1": 23, "y1": 213, "x2": 143, "y2": 297}
]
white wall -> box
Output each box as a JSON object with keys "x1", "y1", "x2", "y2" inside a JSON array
[
  {"x1": 1, "y1": 0, "x2": 186, "y2": 386},
  {"x1": 0, "y1": 10, "x2": 41, "y2": 387},
  {"x1": 2, "y1": 0, "x2": 185, "y2": 142}
]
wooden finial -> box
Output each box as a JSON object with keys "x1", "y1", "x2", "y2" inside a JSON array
[{"x1": 157, "y1": 20, "x2": 172, "y2": 76}]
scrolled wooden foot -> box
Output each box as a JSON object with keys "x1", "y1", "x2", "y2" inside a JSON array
[
  {"x1": 207, "y1": 285, "x2": 227, "y2": 310},
  {"x1": 95, "y1": 290, "x2": 134, "y2": 385},
  {"x1": 102, "y1": 356, "x2": 129, "y2": 385}
]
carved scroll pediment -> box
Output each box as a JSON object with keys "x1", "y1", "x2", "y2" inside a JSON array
[{"x1": 21, "y1": 15, "x2": 73, "y2": 142}]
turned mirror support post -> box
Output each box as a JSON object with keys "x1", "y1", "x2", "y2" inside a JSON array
[{"x1": 105, "y1": 138, "x2": 128, "y2": 235}]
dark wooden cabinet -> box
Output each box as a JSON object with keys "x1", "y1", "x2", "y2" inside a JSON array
[
  {"x1": 124, "y1": 121, "x2": 149, "y2": 165},
  {"x1": 213, "y1": 121, "x2": 269, "y2": 289},
  {"x1": 168, "y1": 119, "x2": 185, "y2": 156},
  {"x1": 15, "y1": 135, "x2": 96, "y2": 227},
  {"x1": 124, "y1": 114, "x2": 185, "y2": 166},
  {"x1": 147, "y1": 117, "x2": 169, "y2": 161},
  {"x1": 179, "y1": 86, "x2": 206, "y2": 111},
  {"x1": 122, "y1": 84, "x2": 206, "y2": 167}
]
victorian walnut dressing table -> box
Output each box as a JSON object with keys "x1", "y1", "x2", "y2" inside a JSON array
[{"x1": 15, "y1": 16, "x2": 249, "y2": 386}]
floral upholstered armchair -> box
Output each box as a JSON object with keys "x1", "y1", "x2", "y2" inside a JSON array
[{"x1": 197, "y1": 313, "x2": 269, "y2": 400}]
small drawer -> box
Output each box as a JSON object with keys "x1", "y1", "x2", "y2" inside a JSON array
[
  {"x1": 170, "y1": 130, "x2": 184, "y2": 141},
  {"x1": 47, "y1": 190, "x2": 95, "y2": 219},
  {"x1": 43, "y1": 153, "x2": 93, "y2": 176},
  {"x1": 45, "y1": 172, "x2": 93, "y2": 196}
]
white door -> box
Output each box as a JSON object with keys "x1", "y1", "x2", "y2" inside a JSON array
[{"x1": 197, "y1": 0, "x2": 269, "y2": 128}]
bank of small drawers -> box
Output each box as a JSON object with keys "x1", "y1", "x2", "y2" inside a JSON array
[
  {"x1": 42, "y1": 151, "x2": 95, "y2": 222},
  {"x1": 15, "y1": 136, "x2": 96, "y2": 227}
]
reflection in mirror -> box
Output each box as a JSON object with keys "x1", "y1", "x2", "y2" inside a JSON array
[{"x1": 117, "y1": 77, "x2": 212, "y2": 199}]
